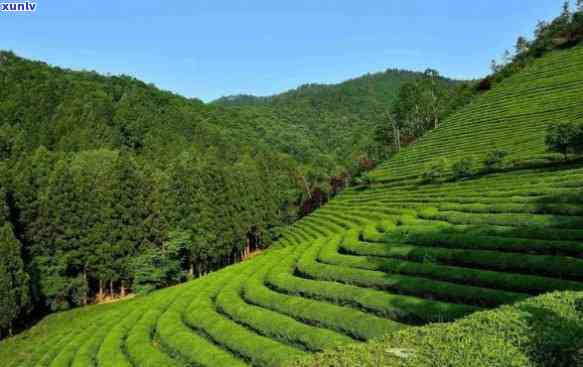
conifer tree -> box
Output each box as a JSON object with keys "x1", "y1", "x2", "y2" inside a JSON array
[
  {"x1": 0, "y1": 224, "x2": 29, "y2": 337},
  {"x1": 11, "y1": 147, "x2": 55, "y2": 256},
  {"x1": 107, "y1": 150, "x2": 148, "y2": 295}
]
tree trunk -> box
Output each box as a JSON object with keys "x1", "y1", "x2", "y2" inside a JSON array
[
  {"x1": 82, "y1": 270, "x2": 88, "y2": 306},
  {"x1": 98, "y1": 279, "x2": 104, "y2": 302},
  {"x1": 109, "y1": 280, "x2": 114, "y2": 299},
  {"x1": 396, "y1": 126, "x2": 401, "y2": 152},
  {"x1": 188, "y1": 262, "x2": 194, "y2": 279},
  {"x1": 121, "y1": 280, "x2": 126, "y2": 298},
  {"x1": 392, "y1": 120, "x2": 401, "y2": 153},
  {"x1": 431, "y1": 89, "x2": 439, "y2": 129},
  {"x1": 301, "y1": 175, "x2": 312, "y2": 199}
]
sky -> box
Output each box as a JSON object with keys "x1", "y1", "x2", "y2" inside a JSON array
[{"x1": 0, "y1": 0, "x2": 570, "y2": 102}]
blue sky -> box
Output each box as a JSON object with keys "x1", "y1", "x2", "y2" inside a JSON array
[{"x1": 0, "y1": 1, "x2": 569, "y2": 102}]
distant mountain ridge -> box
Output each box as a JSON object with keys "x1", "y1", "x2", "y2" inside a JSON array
[{"x1": 212, "y1": 68, "x2": 462, "y2": 165}]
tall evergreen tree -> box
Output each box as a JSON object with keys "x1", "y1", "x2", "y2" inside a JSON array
[
  {"x1": 0, "y1": 224, "x2": 29, "y2": 337},
  {"x1": 106, "y1": 151, "x2": 148, "y2": 295}
]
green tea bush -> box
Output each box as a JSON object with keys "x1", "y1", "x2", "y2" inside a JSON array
[
  {"x1": 183, "y1": 263, "x2": 304, "y2": 367},
  {"x1": 351, "y1": 234, "x2": 583, "y2": 294},
  {"x1": 243, "y1": 250, "x2": 403, "y2": 341},
  {"x1": 126, "y1": 289, "x2": 183, "y2": 367},
  {"x1": 340, "y1": 236, "x2": 583, "y2": 281},
  {"x1": 483, "y1": 148, "x2": 509, "y2": 171},
  {"x1": 372, "y1": 226, "x2": 583, "y2": 258},
  {"x1": 286, "y1": 291, "x2": 583, "y2": 367},
  {"x1": 157, "y1": 280, "x2": 249, "y2": 367},
  {"x1": 421, "y1": 158, "x2": 449, "y2": 183},
  {"x1": 315, "y1": 236, "x2": 526, "y2": 307},
  {"x1": 546, "y1": 121, "x2": 583, "y2": 160},
  {"x1": 50, "y1": 316, "x2": 108, "y2": 367},
  {"x1": 71, "y1": 309, "x2": 127, "y2": 367},
  {"x1": 418, "y1": 210, "x2": 583, "y2": 230},
  {"x1": 97, "y1": 307, "x2": 145, "y2": 367},
  {"x1": 452, "y1": 156, "x2": 479, "y2": 180},
  {"x1": 271, "y1": 241, "x2": 477, "y2": 323},
  {"x1": 216, "y1": 250, "x2": 353, "y2": 352}
]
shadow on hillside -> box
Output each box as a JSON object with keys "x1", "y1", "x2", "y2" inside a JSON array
[
  {"x1": 529, "y1": 189, "x2": 583, "y2": 243},
  {"x1": 415, "y1": 157, "x2": 583, "y2": 188}
]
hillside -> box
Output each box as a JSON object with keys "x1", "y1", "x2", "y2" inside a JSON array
[
  {"x1": 212, "y1": 69, "x2": 465, "y2": 163},
  {"x1": 213, "y1": 69, "x2": 425, "y2": 122},
  {"x1": 369, "y1": 45, "x2": 583, "y2": 180},
  {"x1": 0, "y1": 51, "x2": 424, "y2": 167},
  {"x1": 2, "y1": 41, "x2": 583, "y2": 367}
]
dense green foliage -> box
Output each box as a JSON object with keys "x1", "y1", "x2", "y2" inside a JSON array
[
  {"x1": 0, "y1": 190, "x2": 29, "y2": 337},
  {"x1": 379, "y1": 69, "x2": 476, "y2": 154},
  {"x1": 287, "y1": 291, "x2": 583, "y2": 367},
  {"x1": 1, "y1": 4, "x2": 583, "y2": 366},
  {"x1": 545, "y1": 121, "x2": 583, "y2": 159},
  {"x1": 214, "y1": 68, "x2": 470, "y2": 163},
  {"x1": 0, "y1": 50, "x2": 343, "y2": 323}
]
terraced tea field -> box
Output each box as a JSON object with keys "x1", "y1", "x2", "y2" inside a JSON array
[
  {"x1": 2, "y1": 47, "x2": 583, "y2": 367},
  {"x1": 369, "y1": 45, "x2": 583, "y2": 181}
]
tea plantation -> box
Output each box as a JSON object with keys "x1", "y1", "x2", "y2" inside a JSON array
[{"x1": 2, "y1": 47, "x2": 583, "y2": 367}]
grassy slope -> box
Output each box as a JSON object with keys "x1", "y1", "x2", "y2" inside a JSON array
[{"x1": 2, "y1": 47, "x2": 583, "y2": 367}]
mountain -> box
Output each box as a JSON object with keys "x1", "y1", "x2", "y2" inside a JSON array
[
  {"x1": 213, "y1": 69, "x2": 463, "y2": 163},
  {"x1": 2, "y1": 39, "x2": 583, "y2": 367}
]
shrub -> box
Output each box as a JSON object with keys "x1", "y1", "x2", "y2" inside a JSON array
[
  {"x1": 314, "y1": 236, "x2": 524, "y2": 307},
  {"x1": 287, "y1": 291, "x2": 583, "y2": 367},
  {"x1": 284, "y1": 241, "x2": 477, "y2": 323},
  {"x1": 157, "y1": 279, "x2": 248, "y2": 367},
  {"x1": 352, "y1": 230, "x2": 583, "y2": 295},
  {"x1": 243, "y1": 249, "x2": 402, "y2": 341},
  {"x1": 483, "y1": 149, "x2": 509, "y2": 171},
  {"x1": 421, "y1": 158, "x2": 449, "y2": 183},
  {"x1": 451, "y1": 156, "x2": 478, "y2": 180},
  {"x1": 343, "y1": 232, "x2": 583, "y2": 280},
  {"x1": 380, "y1": 225, "x2": 583, "y2": 258},
  {"x1": 97, "y1": 307, "x2": 145, "y2": 367},
  {"x1": 545, "y1": 121, "x2": 583, "y2": 160},
  {"x1": 354, "y1": 173, "x2": 372, "y2": 188},
  {"x1": 183, "y1": 262, "x2": 304, "y2": 367},
  {"x1": 216, "y1": 251, "x2": 353, "y2": 352}
]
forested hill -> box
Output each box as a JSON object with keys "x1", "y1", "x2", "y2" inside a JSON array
[
  {"x1": 0, "y1": 50, "x2": 437, "y2": 327},
  {"x1": 211, "y1": 70, "x2": 428, "y2": 165},
  {"x1": 212, "y1": 69, "x2": 469, "y2": 164},
  {"x1": 0, "y1": 51, "x2": 211, "y2": 163},
  {"x1": 213, "y1": 69, "x2": 425, "y2": 120}
]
